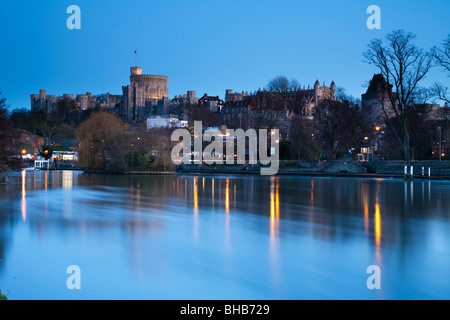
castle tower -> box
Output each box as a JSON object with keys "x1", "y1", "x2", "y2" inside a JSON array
[
  {"x1": 330, "y1": 81, "x2": 336, "y2": 100},
  {"x1": 314, "y1": 80, "x2": 320, "y2": 108},
  {"x1": 131, "y1": 67, "x2": 142, "y2": 76},
  {"x1": 123, "y1": 66, "x2": 169, "y2": 121}
]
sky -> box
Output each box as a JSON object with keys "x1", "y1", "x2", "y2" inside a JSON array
[{"x1": 0, "y1": 0, "x2": 449, "y2": 109}]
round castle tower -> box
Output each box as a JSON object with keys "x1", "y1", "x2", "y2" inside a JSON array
[{"x1": 129, "y1": 67, "x2": 168, "y2": 100}]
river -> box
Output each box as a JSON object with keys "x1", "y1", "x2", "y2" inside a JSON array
[{"x1": 0, "y1": 170, "x2": 449, "y2": 299}]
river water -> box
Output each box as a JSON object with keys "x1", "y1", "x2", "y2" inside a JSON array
[{"x1": 0, "y1": 170, "x2": 449, "y2": 299}]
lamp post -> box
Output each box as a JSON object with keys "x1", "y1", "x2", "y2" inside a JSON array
[
  {"x1": 439, "y1": 127, "x2": 442, "y2": 162},
  {"x1": 374, "y1": 126, "x2": 380, "y2": 157}
]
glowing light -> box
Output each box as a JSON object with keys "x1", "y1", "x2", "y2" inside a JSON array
[
  {"x1": 211, "y1": 178, "x2": 215, "y2": 206},
  {"x1": 194, "y1": 177, "x2": 198, "y2": 215},
  {"x1": 270, "y1": 178, "x2": 280, "y2": 240},
  {"x1": 225, "y1": 179, "x2": 230, "y2": 213},
  {"x1": 361, "y1": 184, "x2": 369, "y2": 235},
  {"x1": 275, "y1": 178, "x2": 279, "y2": 219},
  {"x1": 62, "y1": 171, "x2": 73, "y2": 190},
  {"x1": 375, "y1": 203, "x2": 381, "y2": 247},
  {"x1": 364, "y1": 198, "x2": 369, "y2": 235},
  {"x1": 21, "y1": 170, "x2": 26, "y2": 222}
]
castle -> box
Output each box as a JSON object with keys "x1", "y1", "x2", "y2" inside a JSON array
[
  {"x1": 31, "y1": 67, "x2": 336, "y2": 124},
  {"x1": 31, "y1": 66, "x2": 170, "y2": 122},
  {"x1": 224, "y1": 79, "x2": 335, "y2": 118}
]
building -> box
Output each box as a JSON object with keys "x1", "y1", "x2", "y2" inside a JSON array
[
  {"x1": 361, "y1": 74, "x2": 396, "y2": 126},
  {"x1": 121, "y1": 67, "x2": 169, "y2": 122},
  {"x1": 31, "y1": 66, "x2": 169, "y2": 122},
  {"x1": 221, "y1": 80, "x2": 336, "y2": 128},
  {"x1": 172, "y1": 91, "x2": 198, "y2": 106},
  {"x1": 146, "y1": 115, "x2": 188, "y2": 130},
  {"x1": 362, "y1": 74, "x2": 448, "y2": 126},
  {"x1": 30, "y1": 90, "x2": 122, "y2": 114},
  {"x1": 198, "y1": 94, "x2": 224, "y2": 113}
]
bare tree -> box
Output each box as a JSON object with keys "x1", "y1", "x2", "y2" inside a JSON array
[
  {"x1": 267, "y1": 76, "x2": 299, "y2": 92},
  {"x1": 315, "y1": 99, "x2": 367, "y2": 160},
  {"x1": 432, "y1": 34, "x2": 450, "y2": 104},
  {"x1": 363, "y1": 29, "x2": 433, "y2": 161},
  {"x1": 0, "y1": 93, "x2": 20, "y2": 177},
  {"x1": 432, "y1": 34, "x2": 450, "y2": 73}
]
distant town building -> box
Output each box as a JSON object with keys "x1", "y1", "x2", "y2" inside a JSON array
[
  {"x1": 222, "y1": 80, "x2": 336, "y2": 127},
  {"x1": 362, "y1": 73, "x2": 447, "y2": 125},
  {"x1": 198, "y1": 94, "x2": 224, "y2": 113},
  {"x1": 146, "y1": 115, "x2": 188, "y2": 130},
  {"x1": 361, "y1": 74, "x2": 395, "y2": 126}
]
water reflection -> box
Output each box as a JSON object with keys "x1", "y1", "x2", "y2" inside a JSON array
[
  {"x1": 1, "y1": 171, "x2": 450, "y2": 299},
  {"x1": 270, "y1": 177, "x2": 280, "y2": 242},
  {"x1": 21, "y1": 170, "x2": 26, "y2": 222}
]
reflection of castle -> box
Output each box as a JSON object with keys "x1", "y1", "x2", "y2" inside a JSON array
[{"x1": 31, "y1": 66, "x2": 169, "y2": 122}]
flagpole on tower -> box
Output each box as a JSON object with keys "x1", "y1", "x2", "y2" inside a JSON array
[{"x1": 134, "y1": 49, "x2": 137, "y2": 67}]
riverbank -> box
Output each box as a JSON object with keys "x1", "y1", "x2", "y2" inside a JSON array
[
  {"x1": 79, "y1": 160, "x2": 450, "y2": 181},
  {"x1": 173, "y1": 160, "x2": 450, "y2": 180},
  {"x1": 83, "y1": 169, "x2": 174, "y2": 175}
]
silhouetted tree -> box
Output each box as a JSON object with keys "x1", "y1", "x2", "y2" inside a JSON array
[
  {"x1": 288, "y1": 116, "x2": 320, "y2": 160},
  {"x1": 363, "y1": 29, "x2": 433, "y2": 161},
  {"x1": 0, "y1": 93, "x2": 20, "y2": 175},
  {"x1": 57, "y1": 97, "x2": 79, "y2": 126},
  {"x1": 75, "y1": 112, "x2": 128, "y2": 169},
  {"x1": 432, "y1": 34, "x2": 450, "y2": 104},
  {"x1": 315, "y1": 99, "x2": 368, "y2": 160},
  {"x1": 186, "y1": 105, "x2": 222, "y2": 128},
  {"x1": 267, "y1": 76, "x2": 299, "y2": 92}
]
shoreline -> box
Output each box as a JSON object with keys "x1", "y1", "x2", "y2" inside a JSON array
[
  {"x1": 81, "y1": 168, "x2": 450, "y2": 181},
  {"x1": 10, "y1": 159, "x2": 450, "y2": 181}
]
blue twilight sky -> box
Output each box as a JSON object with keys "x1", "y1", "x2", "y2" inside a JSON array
[{"x1": 0, "y1": 0, "x2": 449, "y2": 109}]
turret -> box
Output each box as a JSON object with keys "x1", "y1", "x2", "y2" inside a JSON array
[
  {"x1": 131, "y1": 67, "x2": 142, "y2": 76},
  {"x1": 314, "y1": 80, "x2": 320, "y2": 90}
]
